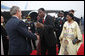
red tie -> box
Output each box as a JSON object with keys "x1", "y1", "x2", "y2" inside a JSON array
[
  {"x1": 43, "y1": 19, "x2": 44, "y2": 24},
  {"x1": 60, "y1": 20, "x2": 62, "y2": 24}
]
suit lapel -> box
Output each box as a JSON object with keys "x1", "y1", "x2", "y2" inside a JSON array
[
  {"x1": 44, "y1": 15, "x2": 48, "y2": 24},
  {"x1": 38, "y1": 15, "x2": 48, "y2": 24}
]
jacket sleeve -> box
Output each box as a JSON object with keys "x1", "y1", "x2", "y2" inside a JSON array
[
  {"x1": 16, "y1": 20, "x2": 37, "y2": 40},
  {"x1": 76, "y1": 22, "x2": 83, "y2": 42},
  {"x1": 44, "y1": 16, "x2": 55, "y2": 30}
]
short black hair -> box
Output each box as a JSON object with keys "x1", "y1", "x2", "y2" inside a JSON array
[
  {"x1": 69, "y1": 9, "x2": 75, "y2": 13},
  {"x1": 58, "y1": 11, "x2": 64, "y2": 15},
  {"x1": 38, "y1": 8, "x2": 45, "y2": 12},
  {"x1": 67, "y1": 13, "x2": 74, "y2": 20}
]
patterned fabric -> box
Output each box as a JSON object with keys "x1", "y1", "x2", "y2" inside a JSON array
[{"x1": 59, "y1": 21, "x2": 83, "y2": 55}]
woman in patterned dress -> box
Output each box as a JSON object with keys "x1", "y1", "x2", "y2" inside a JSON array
[{"x1": 58, "y1": 13, "x2": 83, "y2": 55}]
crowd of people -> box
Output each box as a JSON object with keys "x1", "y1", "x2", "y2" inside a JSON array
[{"x1": 1, "y1": 6, "x2": 83, "y2": 55}]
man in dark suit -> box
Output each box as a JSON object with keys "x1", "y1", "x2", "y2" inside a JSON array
[
  {"x1": 54, "y1": 12, "x2": 67, "y2": 52},
  {"x1": 35, "y1": 8, "x2": 56, "y2": 55},
  {"x1": 5, "y1": 6, "x2": 39, "y2": 55}
]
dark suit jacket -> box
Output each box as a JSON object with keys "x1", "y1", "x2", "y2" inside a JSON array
[
  {"x1": 38, "y1": 15, "x2": 56, "y2": 48},
  {"x1": 74, "y1": 16, "x2": 80, "y2": 25},
  {"x1": 55, "y1": 17, "x2": 67, "y2": 34},
  {"x1": 5, "y1": 16, "x2": 37, "y2": 55},
  {"x1": 54, "y1": 17, "x2": 67, "y2": 44}
]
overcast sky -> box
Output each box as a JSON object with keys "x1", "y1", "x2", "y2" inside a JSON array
[{"x1": 1, "y1": 1, "x2": 84, "y2": 18}]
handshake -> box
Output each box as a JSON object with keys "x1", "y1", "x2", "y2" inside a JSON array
[
  {"x1": 35, "y1": 22, "x2": 44, "y2": 28},
  {"x1": 28, "y1": 30, "x2": 40, "y2": 40}
]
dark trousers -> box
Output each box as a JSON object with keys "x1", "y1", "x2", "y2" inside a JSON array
[
  {"x1": 2, "y1": 39, "x2": 9, "y2": 55},
  {"x1": 41, "y1": 44, "x2": 56, "y2": 55},
  {"x1": 56, "y1": 31, "x2": 61, "y2": 52}
]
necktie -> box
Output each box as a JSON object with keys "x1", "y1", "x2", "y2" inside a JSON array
[
  {"x1": 43, "y1": 18, "x2": 44, "y2": 24},
  {"x1": 60, "y1": 19, "x2": 62, "y2": 24}
]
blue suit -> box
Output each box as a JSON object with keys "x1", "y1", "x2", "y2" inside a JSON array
[{"x1": 5, "y1": 16, "x2": 37, "y2": 55}]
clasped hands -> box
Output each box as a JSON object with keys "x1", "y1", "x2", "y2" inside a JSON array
[{"x1": 29, "y1": 30, "x2": 40, "y2": 40}]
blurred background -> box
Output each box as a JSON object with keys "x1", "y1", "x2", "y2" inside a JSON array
[{"x1": 1, "y1": 1, "x2": 84, "y2": 34}]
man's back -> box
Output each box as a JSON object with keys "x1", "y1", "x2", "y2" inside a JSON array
[{"x1": 5, "y1": 16, "x2": 37, "y2": 55}]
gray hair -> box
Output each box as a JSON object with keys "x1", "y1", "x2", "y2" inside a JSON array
[{"x1": 10, "y1": 6, "x2": 20, "y2": 15}]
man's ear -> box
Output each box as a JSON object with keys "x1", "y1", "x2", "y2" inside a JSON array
[{"x1": 16, "y1": 9, "x2": 19, "y2": 16}]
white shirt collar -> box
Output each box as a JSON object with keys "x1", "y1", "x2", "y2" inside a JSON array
[
  {"x1": 43, "y1": 14, "x2": 47, "y2": 20},
  {"x1": 61, "y1": 17, "x2": 64, "y2": 20}
]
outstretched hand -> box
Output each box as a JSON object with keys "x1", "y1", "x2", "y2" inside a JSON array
[{"x1": 35, "y1": 22, "x2": 44, "y2": 28}]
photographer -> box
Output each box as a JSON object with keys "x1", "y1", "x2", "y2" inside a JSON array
[{"x1": 25, "y1": 15, "x2": 37, "y2": 50}]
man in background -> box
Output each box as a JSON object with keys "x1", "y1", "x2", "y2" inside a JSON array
[
  {"x1": 54, "y1": 11, "x2": 67, "y2": 52},
  {"x1": 25, "y1": 15, "x2": 37, "y2": 50}
]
